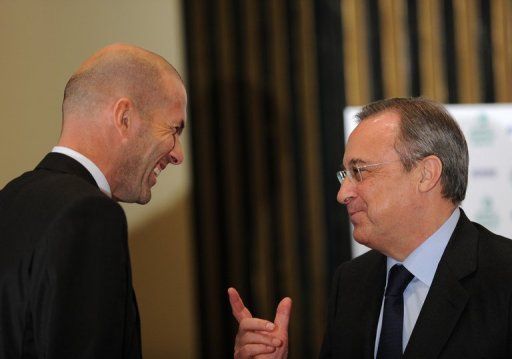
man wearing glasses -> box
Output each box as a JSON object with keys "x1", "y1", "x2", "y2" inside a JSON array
[
  {"x1": 0, "y1": 44, "x2": 186, "y2": 358},
  {"x1": 230, "y1": 97, "x2": 512, "y2": 358}
]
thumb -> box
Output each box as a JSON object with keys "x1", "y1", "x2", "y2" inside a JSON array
[{"x1": 273, "y1": 297, "x2": 292, "y2": 331}]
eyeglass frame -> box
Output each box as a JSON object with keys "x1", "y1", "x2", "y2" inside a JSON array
[{"x1": 336, "y1": 159, "x2": 401, "y2": 184}]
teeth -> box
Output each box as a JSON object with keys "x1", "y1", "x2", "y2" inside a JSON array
[{"x1": 153, "y1": 166, "x2": 162, "y2": 177}]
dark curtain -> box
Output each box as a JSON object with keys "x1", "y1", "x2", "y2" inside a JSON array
[{"x1": 184, "y1": 0, "x2": 512, "y2": 358}]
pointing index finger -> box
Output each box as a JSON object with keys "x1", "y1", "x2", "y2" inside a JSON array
[{"x1": 228, "y1": 287, "x2": 253, "y2": 323}]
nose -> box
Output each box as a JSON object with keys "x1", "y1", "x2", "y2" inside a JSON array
[
  {"x1": 336, "y1": 178, "x2": 356, "y2": 204},
  {"x1": 169, "y1": 138, "x2": 184, "y2": 165}
]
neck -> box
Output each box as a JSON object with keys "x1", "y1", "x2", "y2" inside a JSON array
[
  {"x1": 386, "y1": 201, "x2": 457, "y2": 261},
  {"x1": 56, "y1": 135, "x2": 117, "y2": 189}
]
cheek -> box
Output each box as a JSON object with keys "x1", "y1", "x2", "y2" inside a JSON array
[
  {"x1": 366, "y1": 180, "x2": 416, "y2": 222},
  {"x1": 156, "y1": 137, "x2": 175, "y2": 155},
  {"x1": 146, "y1": 139, "x2": 167, "y2": 158},
  {"x1": 362, "y1": 185, "x2": 399, "y2": 222}
]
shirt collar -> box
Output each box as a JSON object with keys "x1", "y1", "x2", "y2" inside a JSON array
[
  {"x1": 52, "y1": 146, "x2": 112, "y2": 198},
  {"x1": 387, "y1": 207, "x2": 460, "y2": 286}
]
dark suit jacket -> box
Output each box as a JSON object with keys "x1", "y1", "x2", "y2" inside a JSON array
[
  {"x1": 320, "y1": 211, "x2": 512, "y2": 358},
  {"x1": 0, "y1": 153, "x2": 142, "y2": 359}
]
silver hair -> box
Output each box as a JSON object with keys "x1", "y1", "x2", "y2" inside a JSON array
[{"x1": 356, "y1": 97, "x2": 469, "y2": 204}]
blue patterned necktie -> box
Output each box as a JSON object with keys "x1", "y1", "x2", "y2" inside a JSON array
[{"x1": 377, "y1": 264, "x2": 414, "y2": 359}]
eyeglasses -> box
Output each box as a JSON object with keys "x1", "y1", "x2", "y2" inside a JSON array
[{"x1": 336, "y1": 160, "x2": 400, "y2": 184}]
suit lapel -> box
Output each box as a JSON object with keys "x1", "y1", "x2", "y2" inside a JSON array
[
  {"x1": 340, "y1": 251, "x2": 386, "y2": 358},
  {"x1": 35, "y1": 152, "x2": 98, "y2": 188},
  {"x1": 404, "y1": 211, "x2": 478, "y2": 358},
  {"x1": 361, "y1": 256, "x2": 387, "y2": 358}
]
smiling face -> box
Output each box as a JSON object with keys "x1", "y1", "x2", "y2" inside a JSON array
[
  {"x1": 114, "y1": 78, "x2": 187, "y2": 204},
  {"x1": 337, "y1": 111, "x2": 422, "y2": 255}
]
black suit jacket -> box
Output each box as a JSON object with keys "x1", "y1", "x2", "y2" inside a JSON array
[
  {"x1": 0, "y1": 153, "x2": 142, "y2": 358},
  {"x1": 320, "y1": 211, "x2": 512, "y2": 358}
]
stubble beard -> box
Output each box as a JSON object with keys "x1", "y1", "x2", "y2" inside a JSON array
[{"x1": 115, "y1": 134, "x2": 152, "y2": 204}]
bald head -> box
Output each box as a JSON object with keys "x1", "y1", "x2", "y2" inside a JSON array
[{"x1": 62, "y1": 43, "x2": 182, "y2": 120}]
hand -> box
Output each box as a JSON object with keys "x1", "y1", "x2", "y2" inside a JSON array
[{"x1": 228, "y1": 287, "x2": 292, "y2": 359}]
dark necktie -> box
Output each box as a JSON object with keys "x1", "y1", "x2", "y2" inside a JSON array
[{"x1": 376, "y1": 264, "x2": 414, "y2": 359}]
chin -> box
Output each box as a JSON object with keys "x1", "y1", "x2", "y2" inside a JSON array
[
  {"x1": 136, "y1": 192, "x2": 152, "y2": 205},
  {"x1": 137, "y1": 197, "x2": 151, "y2": 205},
  {"x1": 353, "y1": 229, "x2": 372, "y2": 247}
]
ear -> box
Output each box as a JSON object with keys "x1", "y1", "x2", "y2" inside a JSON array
[
  {"x1": 113, "y1": 97, "x2": 133, "y2": 137},
  {"x1": 418, "y1": 155, "x2": 443, "y2": 193}
]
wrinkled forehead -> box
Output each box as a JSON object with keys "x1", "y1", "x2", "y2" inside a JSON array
[{"x1": 343, "y1": 112, "x2": 400, "y2": 165}]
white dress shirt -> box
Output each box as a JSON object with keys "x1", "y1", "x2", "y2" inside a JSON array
[
  {"x1": 374, "y1": 208, "x2": 460, "y2": 357},
  {"x1": 52, "y1": 146, "x2": 112, "y2": 198}
]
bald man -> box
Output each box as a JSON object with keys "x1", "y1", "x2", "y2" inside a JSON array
[{"x1": 0, "y1": 44, "x2": 187, "y2": 358}]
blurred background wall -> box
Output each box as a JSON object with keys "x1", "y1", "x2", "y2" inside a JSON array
[
  {"x1": 2, "y1": 0, "x2": 512, "y2": 358},
  {"x1": 0, "y1": 1, "x2": 197, "y2": 358}
]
